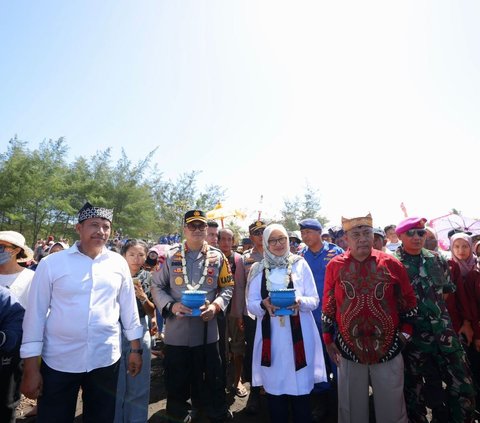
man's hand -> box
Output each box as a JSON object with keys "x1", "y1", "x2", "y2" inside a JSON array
[
  {"x1": 459, "y1": 320, "x2": 474, "y2": 346},
  {"x1": 326, "y1": 343, "x2": 342, "y2": 366},
  {"x1": 172, "y1": 302, "x2": 192, "y2": 318},
  {"x1": 21, "y1": 357, "x2": 43, "y2": 399},
  {"x1": 200, "y1": 301, "x2": 218, "y2": 322},
  {"x1": 128, "y1": 352, "x2": 142, "y2": 377}
]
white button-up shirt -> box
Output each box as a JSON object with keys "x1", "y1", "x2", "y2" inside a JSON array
[{"x1": 21, "y1": 243, "x2": 143, "y2": 373}]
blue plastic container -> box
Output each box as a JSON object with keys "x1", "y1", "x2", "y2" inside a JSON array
[
  {"x1": 269, "y1": 288, "x2": 296, "y2": 316},
  {"x1": 181, "y1": 290, "x2": 207, "y2": 316}
]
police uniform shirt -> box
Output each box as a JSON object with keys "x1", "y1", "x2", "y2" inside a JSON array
[{"x1": 151, "y1": 244, "x2": 233, "y2": 347}]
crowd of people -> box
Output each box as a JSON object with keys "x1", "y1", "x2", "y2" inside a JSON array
[{"x1": 1, "y1": 202, "x2": 480, "y2": 423}]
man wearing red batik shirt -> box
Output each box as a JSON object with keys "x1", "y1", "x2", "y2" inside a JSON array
[{"x1": 321, "y1": 213, "x2": 417, "y2": 423}]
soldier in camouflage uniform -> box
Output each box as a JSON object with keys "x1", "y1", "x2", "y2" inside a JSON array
[{"x1": 394, "y1": 217, "x2": 475, "y2": 423}]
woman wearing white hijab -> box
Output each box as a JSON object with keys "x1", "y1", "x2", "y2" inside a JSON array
[{"x1": 247, "y1": 223, "x2": 326, "y2": 423}]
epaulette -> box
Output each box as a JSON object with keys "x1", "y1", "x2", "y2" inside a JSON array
[
  {"x1": 168, "y1": 244, "x2": 181, "y2": 254},
  {"x1": 207, "y1": 245, "x2": 222, "y2": 254}
]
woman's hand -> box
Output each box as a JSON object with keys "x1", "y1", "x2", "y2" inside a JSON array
[
  {"x1": 262, "y1": 297, "x2": 279, "y2": 317},
  {"x1": 287, "y1": 298, "x2": 301, "y2": 314},
  {"x1": 134, "y1": 282, "x2": 148, "y2": 302},
  {"x1": 150, "y1": 316, "x2": 158, "y2": 336}
]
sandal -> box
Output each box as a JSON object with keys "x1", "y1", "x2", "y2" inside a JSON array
[
  {"x1": 235, "y1": 384, "x2": 248, "y2": 398},
  {"x1": 25, "y1": 405, "x2": 38, "y2": 417}
]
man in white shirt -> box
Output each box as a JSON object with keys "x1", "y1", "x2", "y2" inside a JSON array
[{"x1": 20, "y1": 202, "x2": 143, "y2": 423}]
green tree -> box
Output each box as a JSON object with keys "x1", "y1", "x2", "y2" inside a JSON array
[
  {"x1": 152, "y1": 171, "x2": 226, "y2": 236},
  {"x1": 0, "y1": 137, "x2": 72, "y2": 243},
  {"x1": 280, "y1": 197, "x2": 302, "y2": 231},
  {"x1": 280, "y1": 185, "x2": 328, "y2": 231},
  {"x1": 226, "y1": 221, "x2": 247, "y2": 246},
  {"x1": 0, "y1": 138, "x2": 229, "y2": 246},
  {"x1": 0, "y1": 138, "x2": 176, "y2": 245}
]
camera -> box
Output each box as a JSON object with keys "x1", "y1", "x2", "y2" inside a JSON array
[{"x1": 145, "y1": 251, "x2": 159, "y2": 269}]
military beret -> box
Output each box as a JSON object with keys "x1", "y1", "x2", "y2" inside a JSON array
[
  {"x1": 299, "y1": 218, "x2": 322, "y2": 231},
  {"x1": 395, "y1": 217, "x2": 427, "y2": 235}
]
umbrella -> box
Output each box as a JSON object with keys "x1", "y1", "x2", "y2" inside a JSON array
[
  {"x1": 428, "y1": 213, "x2": 480, "y2": 250},
  {"x1": 206, "y1": 202, "x2": 247, "y2": 228}
]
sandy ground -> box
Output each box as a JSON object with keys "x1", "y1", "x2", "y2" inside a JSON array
[
  {"x1": 16, "y1": 354, "x2": 277, "y2": 423},
  {"x1": 15, "y1": 353, "x2": 340, "y2": 423}
]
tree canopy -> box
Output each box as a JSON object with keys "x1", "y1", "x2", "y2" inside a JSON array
[
  {"x1": 1, "y1": 138, "x2": 331, "y2": 246},
  {"x1": 279, "y1": 184, "x2": 328, "y2": 231},
  {"x1": 0, "y1": 138, "x2": 225, "y2": 246}
]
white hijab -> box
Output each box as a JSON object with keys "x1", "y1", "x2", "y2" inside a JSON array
[{"x1": 248, "y1": 223, "x2": 301, "y2": 283}]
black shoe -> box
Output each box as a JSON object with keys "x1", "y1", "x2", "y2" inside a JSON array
[
  {"x1": 210, "y1": 410, "x2": 233, "y2": 423},
  {"x1": 245, "y1": 393, "x2": 260, "y2": 415}
]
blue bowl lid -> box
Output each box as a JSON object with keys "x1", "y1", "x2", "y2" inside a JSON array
[
  {"x1": 182, "y1": 290, "x2": 208, "y2": 295},
  {"x1": 269, "y1": 288, "x2": 296, "y2": 293}
]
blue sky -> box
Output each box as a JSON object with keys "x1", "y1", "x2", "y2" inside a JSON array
[{"x1": 1, "y1": 1, "x2": 479, "y2": 229}]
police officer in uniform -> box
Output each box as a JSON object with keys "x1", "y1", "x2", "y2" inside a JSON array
[{"x1": 151, "y1": 210, "x2": 234, "y2": 423}]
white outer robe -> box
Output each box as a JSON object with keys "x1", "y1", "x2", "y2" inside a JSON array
[{"x1": 247, "y1": 258, "x2": 327, "y2": 395}]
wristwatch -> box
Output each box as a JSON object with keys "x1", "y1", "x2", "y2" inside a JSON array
[{"x1": 130, "y1": 348, "x2": 143, "y2": 355}]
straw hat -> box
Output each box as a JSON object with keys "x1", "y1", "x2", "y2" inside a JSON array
[{"x1": 0, "y1": 231, "x2": 34, "y2": 262}]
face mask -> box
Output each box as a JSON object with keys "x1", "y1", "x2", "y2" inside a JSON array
[{"x1": 0, "y1": 251, "x2": 12, "y2": 265}]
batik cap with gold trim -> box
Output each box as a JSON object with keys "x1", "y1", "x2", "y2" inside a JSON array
[
  {"x1": 184, "y1": 210, "x2": 207, "y2": 224},
  {"x1": 78, "y1": 202, "x2": 113, "y2": 223},
  {"x1": 341, "y1": 213, "x2": 373, "y2": 232},
  {"x1": 248, "y1": 220, "x2": 267, "y2": 234}
]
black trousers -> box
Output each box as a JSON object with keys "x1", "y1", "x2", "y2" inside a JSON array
[
  {"x1": 0, "y1": 350, "x2": 22, "y2": 423},
  {"x1": 164, "y1": 342, "x2": 227, "y2": 421},
  {"x1": 216, "y1": 311, "x2": 228, "y2": 386},
  {"x1": 37, "y1": 360, "x2": 120, "y2": 423},
  {"x1": 243, "y1": 314, "x2": 256, "y2": 384},
  {"x1": 267, "y1": 393, "x2": 312, "y2": 423}
]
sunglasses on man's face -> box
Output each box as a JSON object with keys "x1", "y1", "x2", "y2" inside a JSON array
[
  {"x1": 251, "y1": 230, "x2": 264, "y2": 236},
  {"x1": 186, "y1": 223, "x2": 207, "y2": 231},
  {"x1": 405, "y1": 229, "x2": 427, "y2": 237}
]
